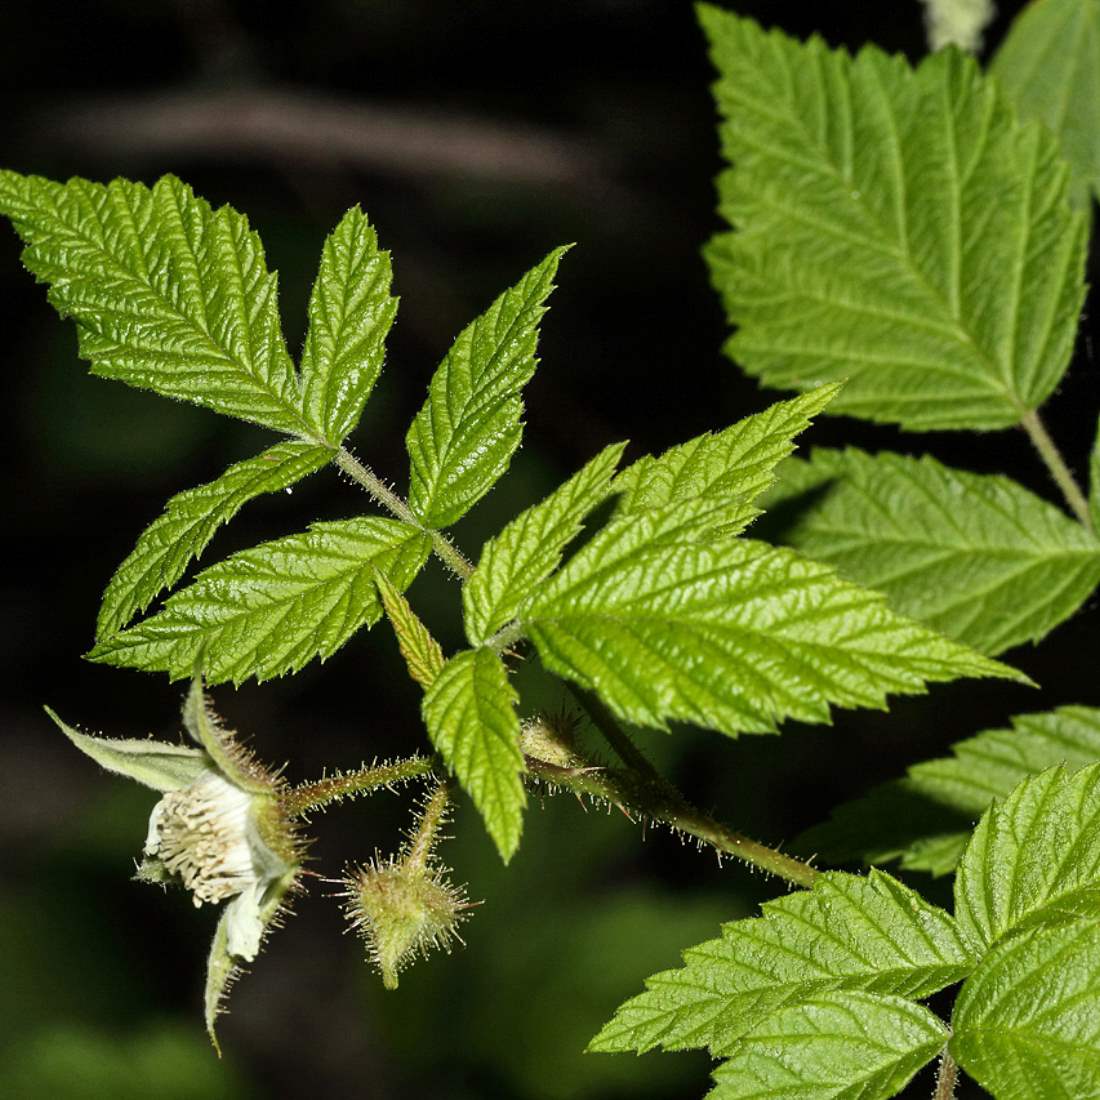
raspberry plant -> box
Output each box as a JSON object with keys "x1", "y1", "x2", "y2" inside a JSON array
[{"x1": 4, "y1": 2, "x2": 1100, "y2": 1097}]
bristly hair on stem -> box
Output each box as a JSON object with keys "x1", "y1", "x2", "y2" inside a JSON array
[{"x1": 284, "y1": 755, "x2": 436, "y2": 818}]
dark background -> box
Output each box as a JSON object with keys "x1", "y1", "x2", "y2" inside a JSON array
[{"x1": 1, "y1": 2, "x2": 1093, "y2": 1098}]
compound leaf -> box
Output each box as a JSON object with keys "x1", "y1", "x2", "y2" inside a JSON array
[
  {"x1": 0, "y1": 171, "x2": 314, "y2": 435},
  {"x1": 299, "y1": 206, "x2": 397, "y2": 445},
  {"x1": 614, "y1": 385, "x2": 838, "y2": 538},
  {"x1": 421, "y1": 648, "x2": 525, "y2": 862},
  {"x1": 97, "y1": 441, "x2": 332, "y2": 641},
  {"x1": 520, "y1": 508, "x2": 1022, "y2": 739},
  {"x1": 955, "y1": 764, "x2": 1100, "y2": 949},
  {"x1": 951, "y1": 919, "x2": 1100, "y2": 1100},
  {"x1": 463, "y1": 442, "x2": 626, "y2": 645},
  {"x1": 590, "y1": 869, "x2": 971, "y2": 1056},
  {"x1": 800, "y1": 706, "x2": 1100, "y2": 876},
  {"x1": 87, "y1": 517, "x2": 431, "y2": 684},
  {"x1": 763, "y1": 448, "x2": 1100, "y2": 656},
  {"x1": 710, "y1": 991, "x2": 947, "y2": 1100},
  {"x1": 406, "y1": 247, "x2": 568, "y2": 528},
  {"x1": 993, "y1": 0, "x2": 1100, "y2": 205},
  {"x1": 699, "y1": 7, "x2": 1087, "y2": 431}
]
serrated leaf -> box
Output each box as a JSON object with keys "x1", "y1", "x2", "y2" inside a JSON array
[
  {"x1": 299, "y1": 207, "x2": 397, "y2": 444},
  {"x1": 421, "y1": 648, "x2": 525, "y2": 862},
  {"x1": 0, "y1": 171, "x2": 314, "y2": 435},
  {"x1": 613, "y1": 385, "x2": 838, "y2": 539},
  {"x1": 463, "y1": 442, "x2": 626, "y2": 645},
  {"x1": 87, "y1": 517, "x2": 431, "y2": 685},
  {"x1": 951, "y1": 919, "x2": 1100, "y2": 1100},
  {"x1": 406, "y1": 247, "x2": 568, "y2": 528},
  {"x1": 520, "y1": 506, "x2": 1022, "y2": 738},
  {"x1": 97, "y1": 441, "x2": 332, "y2": 640},
  {"x1": 710, "y1": 991, "x2": 947, "y2": 1100},
  {"x1": 955, "y1": 765, "x2": 1100, "y2": 950},
  {"x1": 762, "y1": 448, "x2": 1100, "y2": 656},
  {"x1": 44, "y1": 706, "x2": 211, "y2": 792},
  {"x1": 590, "y1": 869, "x2": 972, "y2": 1056},
  {"x1": 993, "y1": 0, "x2": 1100, "y2": 206},
  {"x1": 800, "y1": 706, "x2": 1100, "y2": 877},
  {"x1": 375, "y1": 569, "x2": 445, "y2": 690},
  {"x1": 699, "y1": 7, "x2": 1087, "y2": 430}
]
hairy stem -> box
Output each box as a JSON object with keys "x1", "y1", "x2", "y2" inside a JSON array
[
  {"x1": 933, "y1": 1049, "x2": 958, "y2": 1100},
  {"x1": 406, "y1": 779, "x2": 452, "y2": 870},
  {"x1": 1020, "y1": 409, "x2": 1093, "y2": 531},
  {"x1": 566, "y1": 684, "x2": 663, "y2": 783},
  {"x1": 284, "y1": 755, "x2": 435, "y2": 817},
  {"x1": 527, "y1": 757, "x2": 819, "y2": 889},
  {"x1": 333, "y1": 447, "x2": 475, "y2": 577}
]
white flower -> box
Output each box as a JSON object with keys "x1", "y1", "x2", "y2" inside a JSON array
[{"x1": 46, "y1": 674, "x2": 305, "y2": 1045}]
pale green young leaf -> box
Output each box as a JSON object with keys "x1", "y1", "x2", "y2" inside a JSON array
[
  {"x1": 97, "y1": 441, "x2": 332, "y2": 641},
  {"x1": 463, "y1": 442, "x2": 626, "y2": 645},
  {"x1": 87, "y1": 518, "x2": 431, "y2": 685},
  {"x1": 710, "y1": 991, "x2": 947, "y2": 1100},
  {"x1": 699, "y1": 7, "x2": 1087, "y2": 430},
  {"x1": 421, "y1": 648, "x2": 525, "y2": 862},
  {"x1": 0, "y1": 171, "x2": 314, "y2": 435},
  {"x1": 955, "y1": 764, "x2": 1100, "y2": 949},
  {"x1": 44, "y1": 706, "x2": 211, "y2": 792},
  {"x1": 763, "y1": 448, "x2": 1100, "y2": 656},
  {"x1": 590, "y1": 869, "x2": 972, "y2": 1056},
  {"x1": 951, "y1": 919, "x2": 1100, "y2": 1100},
  {"x1": 800, "y1": 706, "x2": 1100, "y2": 876},
  {"x1": 520, "y1": 507, "x2": 1021, "y2": 739},
  {"x1": 375, "y1": 569, "x2": 445, "y2": 690},
  {"x1": 613, "y1": 385, "x2": 838, "y2": 538},
  {"x1": 299, "y1": 207, "x2": 397, "y2": 445},
  {"x1": 405, "y1": 247, "x2": 568, "y2": 528},
  {"x1": 993, "y1": 0, "x2": 1100, "y2": 205}
]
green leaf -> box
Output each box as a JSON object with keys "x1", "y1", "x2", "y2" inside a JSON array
[
  {"x1": 762, "y1": 448, "x2": 1100, "y2": 656},
  {"x1": 0, "y1": 171, "x2": 313, "y2": 435},
  {"x1": 613, "y1": 385, "x2": 839, "y2": 538},
  {"x1": 87, "y1": 517, "x2": 431, "y2": 685},
  {"x1": 699, "y1": 7, "x2": 1088, "y2": 431},
  {"x1": 421, "y1": 648, "x2": 525, "y2": 862},
  {"x1": 520, "y1": 506, "x2": 1022, "y2": 738},
  {"x1": 710, "y1": 991, "x2": 947, "y2": 1100},
  {"x1": 590, "y1": 869, "x2": 972, "y2": 1056},
  {"x1": 951, "y1": 919, "x2": 1100, "y2": 1100},
  {"x1": 993, "y1": 0, "x2": 1100, "y2": 205},
  {"x1": 44, "y1": 706, "x2": 211, "y2": 792},
  {"x1": 299, "y1": 207, "x2": 397, "y2": 445},
  {"x1": 375, "y1": 569, "x2": 445, "y2": 690},
  {"x1": 955, "y1": 765, "x2": 1100, "y2": 950},
  {"x1": 800, "y1": 706, "x2": 1100, "y2": 876},
  {"x1": 405, "y1": 247, "x2": 568, "y2": 528},
  {"x1": 96, "y1": 441, "x2": 332, "y2": 641},
  {"x1": 463, "y1": 442, "x2": 626, "y2": 645}
]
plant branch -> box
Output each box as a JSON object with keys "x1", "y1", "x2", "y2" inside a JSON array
[
  {"x1": 335, "y1": 448, "x2": 816, "y2": 890},
  {"x1": 1020, "y1": 409, "x2": 1094, "y2": 531},
  {"x1": 933, "y1": 1048, "x2": 958, "y2": 1100},
  {"x1": 284, "y1": 755, "x2": 435, "y2": 817},
  {"x1": 527, "y1": 757, "x2": 819, "y2": 889},
  {"x1": 405, "y1": 779, "x2": 453, "y2": 870},
  {"x1": 333, "y1": 447, "x2": 475, "y2": 578}
]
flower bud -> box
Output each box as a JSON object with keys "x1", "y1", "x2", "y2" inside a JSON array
[{"x1": 343, "y1": 856, "x2": 469, "y2": 990}]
